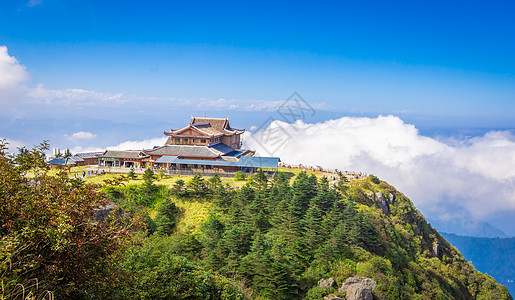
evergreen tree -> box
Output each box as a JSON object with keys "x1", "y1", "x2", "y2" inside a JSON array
[
  {"x1": 212, "y1": 183, "x2": 233, "y2": 210},
  {"x1": 254, "y1": 168, "x2": 268, "y2": 189},
  {"x1": 172, "y1": 179, "x2": 185, "y2": 195},
  {"x1": 143, "y1": 168, "x2": 155, "y2": 186},
  {"x1": 236, "y1": 184, "x2": 255, "y2": 206},
  {"x1": 311, "y1": 177, "x2": 337, "y2": 214},
  {"x1": 127, "y1": 168, "x2": 136, "y2": 180},
  {"x1": 200, "y1": 214, "x2": 225, "y2": 252},
  {"x1": 252, "y1": 210, "x2": 271, "y2": 233},
  {"x1": 239, "y1": 234, "x2": 274, "y2": 296},
  {"x1": 291, "y1": 172, "x2": 317, "y2": 218},
  {"x1": 208, "y1": 173, "x2": 222, "y2": 191},
  {"x1": 272, "y1": 172, "x2": 290, "y2": 187},
  {"x1": 303, "y1": 203, "x2": 323, "y2": 255},
  {"x1": 188, "y1": 173, "x2": 206, "y2": 197},
  {"x1": 155, "y1": 198, "x2": 180, "y2": 236}
]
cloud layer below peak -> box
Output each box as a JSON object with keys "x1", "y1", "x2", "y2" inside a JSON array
[{"x1": 244, "y1": 115, "x2": 515, "y2": 230}]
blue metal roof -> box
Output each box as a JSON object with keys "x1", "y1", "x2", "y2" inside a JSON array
[
  {"x1": 223, "y1": 150, "x2": 244, "y2": 157},
  {"x1": 47, "y1": 157, "x2": 77, "y2": 165},
  {"x1": 173, "y1": 158, "x2": 236, "y2": 167},
  {"x1": 48, "y1": 158, "x2": 66, "y2": 165},
  {"x1": 207, "y1": 142, "x2": 234, "y2": 155},
  {"x1": 154, "y1": 155, "x2": 279, "y2": 169},
  {"x1": 154, "y1": 156, "x2": 178, "y2": 163},
  {"x1": 237, "y1": 156, "x2": 280, "y2": 168}
]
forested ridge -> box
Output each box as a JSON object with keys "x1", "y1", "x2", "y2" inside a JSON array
[{"x1": 0, "y1": 141, "x2": 512, "y2": 299}]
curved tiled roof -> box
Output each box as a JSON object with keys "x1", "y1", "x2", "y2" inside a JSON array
[
  {"x1": 190, "y1": 116, "x2": 228, "y2": 132},
  {"x1": 144, "y1": 145, "x2": 220, "y2": 157},
  {"x1": 99, "y1": 150, "x2": 147, "y2": 159}
]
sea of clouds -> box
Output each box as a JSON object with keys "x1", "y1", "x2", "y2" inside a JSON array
[{"x1": 243, "y1": 116, "x2": 515, "y2": 235}]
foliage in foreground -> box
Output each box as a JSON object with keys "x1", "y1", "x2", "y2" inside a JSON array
[
  {"x1": 0, "y1": 141, "x2": 136, "y2": 297},
  {"x1": 98, "y1": 234, "x2": 244, "y2": 299}
]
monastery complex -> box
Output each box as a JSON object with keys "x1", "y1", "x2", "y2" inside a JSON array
[{"x1": 48, "y1": 116, "x2": 280, "y2": 175}]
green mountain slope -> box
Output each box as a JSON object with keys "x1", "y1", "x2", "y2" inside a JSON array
[
  {"x1": 442, "y1": 233, "x2": 515, "y2": 297},
  {"x1": 104, "y1": 171, "x2": 512, "y2": 299}
]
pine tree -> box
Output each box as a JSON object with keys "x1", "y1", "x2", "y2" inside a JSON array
[
  {"x1": 172, "y1": 179, "x2": 185, "y2": 195},
  {"x1": 255, "y1": 168, "x2": 268, "y2": 189},
  {"x1": 143, "y1": 168, "x2": 155, "y2": 186},
  {"x1": 200, "y1": 214, "x2": 225, "y2": 251},
  {"x1": 127, "y1": 168, "x2": 136, "y2": 180},
  {"x1": 155, "y1": 198, "x2": 180, "y2": 236},
  {"x1": 236, "y1": 184, "x2": 255, "y2": 206},
  {"x1": 303, "y1": 203, "x2": 323, "y2": 254},
  {"x1": 208, "y1": 173, "x2": 222, "y2": 191},
  {"x1": 291, "y1": 172, "x2": 317, "y2": 217},
  {"x1": 311, "y1": 176, "x2": 337, "y2": 214},
  {"x1": 239, "y1": 234, "x2": 274, "y2": 296},
  {"x1": 188, "y1": 173, "x2": 206, "y2": 197}
]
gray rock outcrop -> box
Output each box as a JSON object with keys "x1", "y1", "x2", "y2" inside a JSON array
[
  {"x1": 93, "y1": 201, "x2": 117, "y2": 221},
  {"x1": 318, "y1": 277, "x2": 336, "y2": 288},
  {"x1": 375, "y1": 191, "x2": 389, "y2": 216},
  {"x1": 338, "y1": 276, "x2": 377, "y2": 300},
  {"x1": 432, "y1": 240, "x2": 440, "y2": 258},
  {"x1": 387, "y1": 192, "x2": 395, "y2": 204}
]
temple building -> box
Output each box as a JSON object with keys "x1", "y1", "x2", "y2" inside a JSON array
[
  {"x1": 164, "y1": 116, "x2": 244, "y2": 149},
  {"x1": 59, "y1": 116, "x2": 280, "y2": 174}
]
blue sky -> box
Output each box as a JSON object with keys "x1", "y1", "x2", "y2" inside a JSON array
[
  {"x1": 1, "y1": 1, "x2": 515, "y2": 235},
  {"x1": 1, "y1": 0, "x2": 515, "y2": 127}
]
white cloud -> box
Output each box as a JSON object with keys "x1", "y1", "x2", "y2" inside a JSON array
[
  {"x1": 28, "y1": 84, "x2": 126, "y2": 106},
  {"x1": 0, "y1": 46, "x2": 29, "y2": 101},
  {"x1": 27, "y1": 0, "x2": 42, "y2": 7},
  {"x1": 192, "y1": 97, "x2": 329, "y2": 112},
  {"x1": 106, "y1": 137, "x2": 168, "y2": 151},
  {"x1": 243, "y1": 116, "x2": 515, "y2": 222},
  {"x1": 70, "y1": 131, "x2": 97, "y2": 140},
  {"x1": 69, "y1": 137, "x2": 167, "y2": 154},
  {"x1": 0, "y1": 137, "x2": 26, "y2": 154}
]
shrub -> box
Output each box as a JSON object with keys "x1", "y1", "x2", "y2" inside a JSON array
[
  {"x1": 112, "y1": 238, "x2": 244, "y2": 299},
  {"x1": 128, "y1": 168, "x2": 137, "y2": 180},
  {"x1": 305, "y1": 286, "x2": 332, "y2": 300},
  {"x1": 369, "y1": 174, "x2": 380, "y2": 184},
  {"x1": 0, "y1": 140, "x2": 135, "y2": 297},
  {"x1": 234, "y1": 171, "x2": 246, "y2": 181}
]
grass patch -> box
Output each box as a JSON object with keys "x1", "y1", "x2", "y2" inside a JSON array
[{"x1": 172, "y1": 197, "x2": 212, "y2": 234}]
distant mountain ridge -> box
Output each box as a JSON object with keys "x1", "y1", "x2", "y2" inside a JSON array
[
  {"x1": 442, "y1": 232, "x2": 515, "y2": 296},
  {"x1": 428, "y1": 217, "x2": 507, "y2": 238}
]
